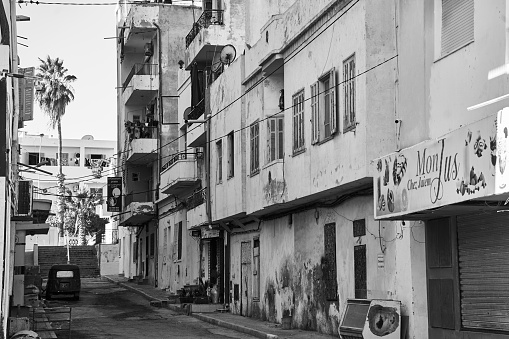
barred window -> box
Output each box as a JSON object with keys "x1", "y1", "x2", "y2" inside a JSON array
[{"x1": 292, "y1": 90, "x2": 305, "y2": 153}]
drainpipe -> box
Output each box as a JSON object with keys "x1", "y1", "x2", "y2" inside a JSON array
[{"x1": 153, "y1": 21, "x2": 162, "y2": 287}]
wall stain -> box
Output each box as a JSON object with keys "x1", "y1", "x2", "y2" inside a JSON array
[{"x1": 263, "y1": 179, "x2": 286, "y2": 204}]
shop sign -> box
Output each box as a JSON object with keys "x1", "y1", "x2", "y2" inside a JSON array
[
  {"x1": 374, "y1": 108, "x2": 509, "y2": 219},
  {"x1": 201, "y1": 229, "x2": 220, "y2": 239},
  {"x1": 107, "y1": 177, "x2": 122, "y2": 212}
]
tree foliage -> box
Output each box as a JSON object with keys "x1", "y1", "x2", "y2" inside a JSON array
[
  {"x1": 47, "y1": 188, "x2": 108, "y2": 245},
  {"x1": 34, "y1": 56, "x2": 77, "y2": 238}
]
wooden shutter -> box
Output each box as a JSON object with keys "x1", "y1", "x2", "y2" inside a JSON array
[
  {"x1": 329, "y1": 68, "x2": 337, "y2": 134},
  {"x1": 311, "y1": 82, "x2": 319, "y2": 144},
  {"x1": 457, "y1": 213, "x2": 509, "y2": 332},
  {"x1": 277, "y1": 117, "x2": 284, "y2": 159},
  {"x1": 441, "y1": 0, "x2": 474, "y2": 55}
]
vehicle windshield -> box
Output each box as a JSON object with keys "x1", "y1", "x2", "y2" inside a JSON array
[{"x1": 56, "y1": 270, "x2": 74, "y2": 278}]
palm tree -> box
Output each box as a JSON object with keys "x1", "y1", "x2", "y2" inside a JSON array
[
  {"x1": 63, "y1": 188, "x2": 105, "y2": 245},
  {"x1": 35, "y1": 56, "x2": 77, "y2": 239}
]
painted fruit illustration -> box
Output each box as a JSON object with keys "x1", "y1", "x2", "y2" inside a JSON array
[{"x1": 387, "y1": 189, "x2": 394, "y2": 212}]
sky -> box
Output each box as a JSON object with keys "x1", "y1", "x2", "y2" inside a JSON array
[{"x1": 16, "y1": 1, "x2": 118, "y2": 142}]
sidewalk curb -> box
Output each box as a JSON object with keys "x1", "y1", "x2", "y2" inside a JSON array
[
  {"x1": 103, "y1": 276, "x2": 277, "y2": 338},
  {"x1": 103, "y1": 276, "x2": 160, "y2": 303},
  {"x1": 192, "y1": 313, "x2": 278, "y2": 339}
]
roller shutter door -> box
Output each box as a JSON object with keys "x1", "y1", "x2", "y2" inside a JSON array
[{"x1": 457, "y1": 213, "x2": 509, "y2": 332}]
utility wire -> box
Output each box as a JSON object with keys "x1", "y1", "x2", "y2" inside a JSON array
[{"x1": 24, "y1": 0, "x2": 397, "y2": 196}]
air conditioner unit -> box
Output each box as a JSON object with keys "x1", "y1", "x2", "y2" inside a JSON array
[
  {"x1": 339, "y1": 299, "x2": 401, "y2": 339},
  {"x1": 17, "y1": 180, "x2": 33, "y2": 216},
  {"x1": 144, "y1": 43, "x2": 153, "y2": 57}
]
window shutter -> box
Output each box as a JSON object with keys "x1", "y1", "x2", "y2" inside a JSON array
[
  {"x1": 329, "y1": 68, "x2": 337, "y2": 134},
  {"x1": 311, "y1": 82, "x2": 320, "y2": 144},
  {"x1": 277, "y1": 117, "x2": 284, "y2": 159},
  {"x1": 441, "y1": 0, "x2": 474, "y2": 56}
]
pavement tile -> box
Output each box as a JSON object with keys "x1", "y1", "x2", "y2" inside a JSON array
[{"x1": 103, "y1": 275, "x2": 337, "y2": 339}]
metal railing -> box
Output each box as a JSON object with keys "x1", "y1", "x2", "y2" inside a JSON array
[
  {"x1": 161, "y1": 151, "x2": 203, "y2": 172},
  {"x1": 185, "y1": 10, "x2": 224, "y2": 48},
  {"x1": 122, "y1": 63, "x2": 158, "y2": 92},
  {"x1": 125, "y1": 121, "x2": 158, "y2": 140},
  {"x1": 185, "y1": 187, "x2": 206, "y2": 210},
  {"x1": 187, "y1": 98, "x2": 205, "y2": 121}
]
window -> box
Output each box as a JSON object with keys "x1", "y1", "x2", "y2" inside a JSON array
[
  {"x1": 253, "y1": 238, "x2": 260, "y2": 301},
  {"x1": 441, "y1": 0, "x2": 474, "y2": 56},
  {"x1": 174, "y1": 221, "x2": 182, "y2": 261},
  {"x1": 90, "y1": 188, "x2": 103, "y2": 198},
  {"x1": 324, "y1": 223, "x2": 338, "y2": 300},
  {"x1": 250, "y1": 121, "x2": 260, "y2": 175},
  {"x1": 28, "y1": 152, "x2": 40, "y2": 166},
  {"x1": 311, "y1": 68, "x2": 337, "y2": 144},
  {"x1": 343, "y1": 55, "x2": 356, "y2": 131},
  {"x1": 227, "y1": 132, "x2": 234, "y2": 178},
  {"x1": 292, "y1": 90, "x2": 305, "y2": 153},
  {"x1": 267, "y1": 116, "x2": 284, "y2": 163},
  {"x1": 132, "y1": 172, "x2": 139, "y2": 182},
  {"x1": 216, "y1": 139, "x2": 223, "y2": 183}
]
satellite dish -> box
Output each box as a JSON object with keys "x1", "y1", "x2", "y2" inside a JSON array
[
  {"x1": 219, "y1": 45, "x2": 236, "y2": 65},
  {"x1": 183, "y1": 107, "x2": 192, "y2": 121}
]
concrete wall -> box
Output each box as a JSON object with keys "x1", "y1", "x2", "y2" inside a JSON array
[
  {"x1": 97, "y1": 244, "x2": 120, "y2": 276},
  {"x1": 228, "y1": 196, "x2": 424, "y2": 336}
]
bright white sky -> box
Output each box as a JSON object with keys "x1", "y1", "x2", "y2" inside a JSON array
[{"x1": 16, "y1": 1, "x2": 118, "y2": 142}]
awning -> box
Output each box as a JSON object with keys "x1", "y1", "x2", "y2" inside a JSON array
[{"x1": 374, "y1": 108, "x2": 509, "y2": 220}]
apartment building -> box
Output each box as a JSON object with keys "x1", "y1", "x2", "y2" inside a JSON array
[
  {"x1": 116, "y1": 0, "x2": 509, "y2": 337},
  {"x1": 375, "y1": 1, "x2": 509, "y2": 338},
  {"x1": 115, "y1": 1, "x2": 195, "y2": 287},
  {"x1": 18, "y1": 133, "x2": 117, "y2": 246}
]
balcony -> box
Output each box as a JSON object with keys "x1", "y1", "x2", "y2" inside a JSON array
[
  {"x1": 186, "y1": 188, "x2": 207, "y2": 229},
  {"x1": 160, "y1": 152, "x2": 202, "y2": 196},
  {"x1": 125, "y1": 121, "x2": 158, "y2": 164},
  {"x1": 121, "y1": 63, "x2": 158, "y2": 105},
  {"x1": 119, "y1": 191, "x2": 155, "y2": 227},
  {"x1": 185, "y1": 10, "x2": 228, "y2": 67}
]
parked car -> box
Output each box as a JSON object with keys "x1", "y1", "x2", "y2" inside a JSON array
[{"x1": 45, "y1": 264, "x2": 81, "y2": 300}]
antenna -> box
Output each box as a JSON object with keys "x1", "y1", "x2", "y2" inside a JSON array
[{"x1": 219, "y1": 45, "x2": 237, "y2": 66}]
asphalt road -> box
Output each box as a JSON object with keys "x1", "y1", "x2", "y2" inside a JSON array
[{"x1": 45, "y1": 277, "x2": 257, "y2": 339}]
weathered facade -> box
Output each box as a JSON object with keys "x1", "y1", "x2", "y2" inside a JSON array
[
  {"x1": 115, "y1": 0, "x2": 509, "y2": 338},
  {"x1": 115, "y1": 2, "x2": 195, "y2": 287},
  {"x1": 376, "y1": 1, "x2": 509, "y2": 338}
]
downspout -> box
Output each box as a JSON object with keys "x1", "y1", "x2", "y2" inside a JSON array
[{"x1": 153, "y1": 21, "x2": 162, "y2": 288}]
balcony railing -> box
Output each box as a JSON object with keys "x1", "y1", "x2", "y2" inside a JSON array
[
  {"x1": 185, "y1": 10, "x2": 224, "y2": 48},
  {"x1": 161, "y1": 151, "x2": 203, "y2": 172},
  {"x1": 185, "y1": 187, "x2": 206, "y2": 210},
  {"x1": 122, "y1": 63, "x2": 158, "y2": 92},
  {"x1": 125, "y1": 121, "x2": 158, "y2": 140},
  {"x1": 187, "y1": 98, "x2": 205, "y2": 121}
]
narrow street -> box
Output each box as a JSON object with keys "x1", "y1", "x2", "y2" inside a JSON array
[{"x1": 45, "y1": 278, "x2": 257, "y2": 339}]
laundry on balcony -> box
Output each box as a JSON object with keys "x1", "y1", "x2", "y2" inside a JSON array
[{"x1": 125, "y1": 120, "x2": 158, "y2": 140}]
